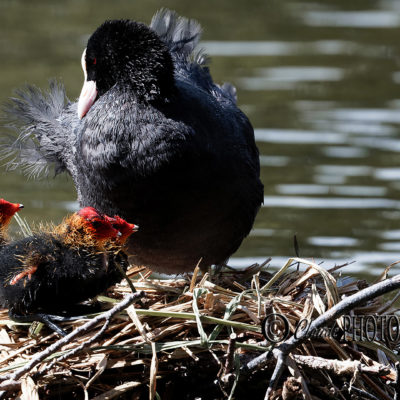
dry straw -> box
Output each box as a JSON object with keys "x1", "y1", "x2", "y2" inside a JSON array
[{"x1": 0, "y1": 257, "x2": 398, "y2": 399}]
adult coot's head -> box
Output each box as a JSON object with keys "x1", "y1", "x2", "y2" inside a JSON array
[{"x1": 78, "y1": 19, "x2": 175, "y2": 119}]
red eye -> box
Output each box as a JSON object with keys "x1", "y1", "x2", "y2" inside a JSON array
[{"x1": 93, "y1": 58, "x2": 97, "y2": 65}]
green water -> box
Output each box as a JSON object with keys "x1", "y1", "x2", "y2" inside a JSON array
[{"x1": 1, "y1": 0, "x2": 400, "y2": 276}]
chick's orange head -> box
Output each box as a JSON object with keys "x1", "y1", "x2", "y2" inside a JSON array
[
  {"x1": 0, "y1": 199, "x2": 24, "y2": 225},
  {"x1": 78, "y1": 207, "x2": 119, "y2": 240},
  {"x1": 105, "y1": 215, "x2": 138, "y2": 243}
]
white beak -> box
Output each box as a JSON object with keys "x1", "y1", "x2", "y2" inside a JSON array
[{"x1": 77, "y1": 48, "x2": 98, "y2": 119}]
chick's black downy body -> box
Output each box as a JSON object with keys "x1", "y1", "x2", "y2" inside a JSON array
[
  {"x1": 0, "y1": 234, "x2": 128, "y2": 316},
  {"x1": 3, "y1": 10, "x2": 264, "y2": 273}
]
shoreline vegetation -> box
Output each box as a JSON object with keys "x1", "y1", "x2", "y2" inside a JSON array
[{"x1": 0, "y1": 255, "x2": 399, "y2": 399}]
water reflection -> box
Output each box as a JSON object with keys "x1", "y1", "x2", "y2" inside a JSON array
[
  {"x1": 301, "y1": 11, "x2": 400, "y2": 28},
  {"x1": 240, "y1": 66, "x2": 344, "y2": 91},
  {"x1": 262, "y1": 196, "x2": 400, "y2": 209},
  {"x1": 310, "y1": 108, "x2": 400, "y2": 124},
  {"x1": 202, "y1": 40, "x2": 390, "y2": 58},
  {"x1": 275, "y1": 184, "x2": 387, "y2": 197},
  {"x1": 308, "y1": 236, "x2": 360, "y2": 247},
  {"x1": 255, "y1": 129, "x2": 345, "y2": 144},
  {"x1": 321, "y1": 146, "x2": 368, "y2": 158}
]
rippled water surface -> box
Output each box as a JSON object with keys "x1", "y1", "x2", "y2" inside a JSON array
[{"x1": 1, "y1": 0, "x2": 400, "y2": 277}]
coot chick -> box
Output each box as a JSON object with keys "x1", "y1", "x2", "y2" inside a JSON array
[
  {"x1": 105, "y1": 215, "x2": 139, "y2": 294},
  {"x1": 0, "y1": 199, "x2": 24, "y2": 247},
  {"x1": 0, "y1": 207, "x2": 128, "y2": 335},
  {"x1": 3, "y1": 9, "x2": 263, "y2": 273},
  {"x1": 105, "y1": 215, "x2": 139, "y2": 246}
]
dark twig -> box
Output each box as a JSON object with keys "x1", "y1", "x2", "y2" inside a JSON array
[
  {"x1": 223, "y1": 333, "x2": 237, "y2": 375},
  {"x1": 293, "y1": 235, "x2": 300, "y2": 271},
  {"x1": 265, "y1": 352, "x2": 286, "y2": 397},
  {"x1": 361, "y1": 374, "x2": 392, "y2": 400},
  {"x1": 394, "y1": 362, "x2": 400, "y2": 400},
  {"x1": 293, "y1": 235, "x2": 300, "y2": 258},
  {"x1": 243, "y1": 274, "x2": 400, "y2": 399},
  {"x1": 218, "y1": 332, "x2": 239, "y2": 399},
  {"x1": 344, "y1": 383, "x2": 382, "y2": 400},
  {"x1": 0, "y1": 291, "x2": 145, "y2": 390},
  {"x1": 327, "y1": 260, "x2": 356, "y2": 274},
  {"x1": 115, "y1": 261, "x2": 137, "y2": 294}
]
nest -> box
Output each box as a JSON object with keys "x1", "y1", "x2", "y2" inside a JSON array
[{"x1": 0, "y1": 257, "x2": 399, "y2": 400}]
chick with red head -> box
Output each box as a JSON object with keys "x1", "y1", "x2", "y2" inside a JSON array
[
  {"x1": 105, "y1": 215, "x2": 138, "y2": 245},
  {"x1": 0, "y1": 207, "x2": 128, "y2": 336},
  {"x1": 0, "y1": 199, "x2": 24, "y2": 246}
]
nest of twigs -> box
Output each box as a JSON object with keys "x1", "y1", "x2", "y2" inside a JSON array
[{"x1": 0, "y1": 256, "x2": 399, "y2": 400}]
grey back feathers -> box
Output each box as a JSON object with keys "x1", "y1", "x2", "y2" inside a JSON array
[{"x1": 1, "y1": 81, "x2": 71, "y2": 178}]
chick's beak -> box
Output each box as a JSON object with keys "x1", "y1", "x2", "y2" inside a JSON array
[
  {"x1": 77, "y1": 48, "x2": 98, "y2": 119},
  {"x1": 132, "y1": 224, "x2": 139, "y2": 232},
  {"x1": 12, "y1": 202, "x2": 24, "y2": 212}
]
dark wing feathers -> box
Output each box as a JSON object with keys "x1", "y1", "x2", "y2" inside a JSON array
[
  {"x1": 1, "y1": 80, "x2": 69, "y2": 177},
  {"x1": 150, "y1": 8, "x2": 202, "y2": 60},
  {"x1": 150, "y1": 8, "x2": 237, "y2": 103},
  {"x1": 217, "y1": 82, "x2": 237, "y2": 103}
]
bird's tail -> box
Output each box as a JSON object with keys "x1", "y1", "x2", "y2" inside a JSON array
[
  {"x1": 0, "y1": 80, "x2": 69, "y2": 178},
  {"x1": 150, "y1": 8, "x2": 203, "y2": 63},
  {"x1": 150, "y1": 9, "x2": 237, "y2": 104}
]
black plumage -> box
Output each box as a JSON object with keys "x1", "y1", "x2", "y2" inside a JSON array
[
  {"x1": 0, "y1": 208, "x2": 128, "y2": 334},
  {"x1": 2, "y1": 9, "x2": 263, "y2": 273},
  {"x1": 0, "y1": 235, "x2": 126, "y2": 314}
]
